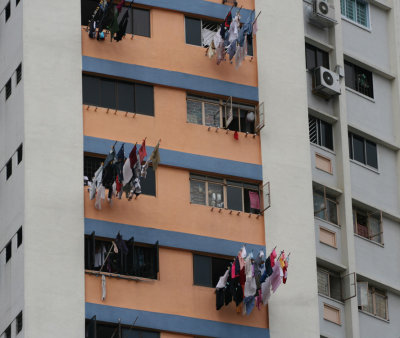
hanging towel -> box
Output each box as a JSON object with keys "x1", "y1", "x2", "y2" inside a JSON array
[
  {"x1": 244, "y1": 296, "x2": 255, "y2": 315},
  {"x1": 261, "y1": 277, "x2": 272, "y2": 304},
  {"x1": 150, "y1": 141, "x2": 161, "y2": 171},
  {"x1": 270, "y1": 265, "x2": 282, "y2": 293},
  {"x1": 249, "y1": 191, "x2": 260, "y2": 210},
  {"x1": 228, "y1": 40, "x2": 237, "y2": 61},
  {"x1": 216, "y1": 269, "x2": 230, "y2": 289},
  {"x1": 101, "y1": 275, "x2": 106, "y2": 300}
]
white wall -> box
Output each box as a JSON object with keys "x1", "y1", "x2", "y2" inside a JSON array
[
  {"x1": 22, "y1": 0, "x2": 84, "y2": 336},
  {"x1": 256, "y1": 0, "x2": 320, "y2": 336}
]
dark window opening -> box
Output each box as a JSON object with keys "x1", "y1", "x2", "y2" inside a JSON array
[
  {"x1": 17, "y1": 226, "x2": 23, "y2": 247},
  {"x1": 348, "y1": 133, "x2": 378, "y2": 169},
  {"x1": 344, "y1": 61, "x2": 373, "y2": 98},
  {"x1": 6, "y1": 158, "x2": 12, "y2": 180},
  {"x1": 224, "y1": 104, "x2": 257, "y2": 133},
  {"x1": 193, "y1": 254, "x2": 231, "y2": 287},
  {"x1": 5, "y1": 78, "x2": 12, "y2": 100},
  {"x1": 353, "y1": 208, "x2": 383, "y2": 244},
  {"x1": 16, "y1": 311, "x2": 23, "y2": 333},
  {"x1": 309, "y1": 116, "x2": 333, "y2": 151},
  {"x1": 81, "y1": 0, "x2": 100, "y2": 26},
  {"x1": 85, "y1": 320, "x2": 160, "y2": 338},
  {"x1": 16, "y1": 63, "x2": 22, "y2": 84},
  {"x1": 85, "y1": 235, "x2": 159, "y2": 279},
  {"x1": 17, "y1": 144, "x2": 23, "y2": 164},
  {"x1": 4, "y1": 325, "x2": 11, "y2": 338},
  {"x1": 84, "y1": 155, "x2": 105, "y2": 180},
  {"x1": 16, "y1": 0, "x2": 20, "y2": 6},
  {"x1": 5, "y1": 2, "x2": 10, "y2": 22},
  {"x1": 82, "y1": 74, "x2": 154, "y2": 116},
  {"x1": 185, "y1": 17, "x2": 202, "y2": 46},
  {"x1": 305, "y1": 43, "x2": 329, "y2": 71},
  {"x1": 131, "y1": 7, "x2": 150, "y2": 37},
  {"x1": 317, "y1": 267, "x2": 342, "y2": 301},
  {"x1": 6, "y1": 241, "x2": 12, "y2": 262}
]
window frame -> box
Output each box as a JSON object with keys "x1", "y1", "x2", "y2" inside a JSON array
[
  {"x1": 5, "y1": 78, "x2": 12, "y2": 100},
  {"x1": 309, "y1": 115, "x2": 334, "y2": 151},
  {"x1": 344, "y1": 61, "x2": 374, "y2": 98},
  {"x1": 348, "y1": 133, "x2": 378, "y2": 169},
  {"x1": 6, "y1": 240, "x2": 12, "y2": 262},
  {"x1": 189, "y1": 174, "x2": 261, "y2": 214},
  {"x1": 193, "y1": 253, "x2": 232, "y2": 288},
  {"x1": 6, "y1": 158, "x2": 12, "y2": 180},
  {"x1": 16, "y1": 311, "x2": 23, "y2": 333},
  {"x1": 317, "y1": 266, "x2": 343, "y2": 302},
  {"x1": 186, "y1": 95, "x2": 223, "y2": 127},
  {"x1": 313, "y1": 186, "x2": 339, "y2": 225},
  {"x1": 305, "y1": 43, "x2": 330, "y2": 71},
  {"x1": 340, "y1": 0, "x2": 370, "y2": 29},
  {"x1": 358, "y1": 282, "x2": 389, "y2": 320},
  {"x1": 353, "y1": 208, "x2": 383, "y2": 244}
]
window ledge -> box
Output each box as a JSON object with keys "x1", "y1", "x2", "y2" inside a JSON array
[
  {"x1": 345, "y1": 87, "x2": 375, "y2": 102},
  {"x1": 190, "y1": 203, "x2": 262, "y2": 218},
  {"x1": 315, "y1": 217, "x2": 341, "y2": 229},
  {"x1": 319, "y1": 293, "x2": 345, "y2": 306},
  {"x1": 354, "y1": 233, "x2": 384, "y2": 247},
  {"x1": 311, "y1": 143, "x2": 336, "y2": 156},
  {"x1": 85, "y1": 269, "x2": 157, "y2": 282},
  {"x1": 359, "y1": 309, "x2": 389, "y2": 323},
  {"x1": 341, "y1": 16, "x2": 371, "y2": 33},
  {"x1": 349, "y1": 159, "x2": 379, "y2": 174}
]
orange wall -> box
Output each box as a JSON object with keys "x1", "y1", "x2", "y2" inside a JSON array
[
  {"x1": 83, "y1": 86, "x2": 262, "y2": 165},
  {"x1": 85, "y1": 166, "x2": 265, "y2": 246},
  {"x1": 82, "y1": 8, "x2": 258, "y2": 87},
  {"x1": 86, "y1": 248, "x2": 268, "y2": 329},
  {"x1": 161, "y1": 333, "x2": 193, "y2": 338}
]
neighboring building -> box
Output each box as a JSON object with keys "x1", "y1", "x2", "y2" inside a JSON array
[
  {"x1": 1, "y1": 1, "x2": 399, "y2": 338},
  {"x1": 256, "y1": 0, "x2": 400, "y2": 337}
]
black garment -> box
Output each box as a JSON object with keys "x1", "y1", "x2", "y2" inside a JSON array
[
  {"x1": 265, "y1": 257, "x2": 273, "y2": 276},
  {"x1": 220, "y1": 23, "x2": 227, "y2": 39},
  {"x1": 232, "y1": 277, "x2": 243, "y2": 306},
  {"x1": 224, "y1": 274, "x2": 232, "y2": 305},
  {"x1": 115, "y1": 233, "x2": 128, "y2": 255},
  {"x1": 89, "y1": 20, "x2": 97, "y2": 39},
  {"x1": 97, "y1": 3, "x2": 114, "y2": 37},
  {"x1": 114, "y1": 10, "x2": 129, "y2": 42},
  {"x1": 234, "y1": 257, "x2": 240, "y2": 276},
  {"x1": 102, "y1": 164, "x2": 117, "y2": 188},
  {"x1": 216, "y1": 288, "x2": 225, "y2": 310}
]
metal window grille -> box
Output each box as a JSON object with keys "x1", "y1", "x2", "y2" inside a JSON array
[{"x1": 84, "y1": 155, "x2": 105, "y2": 180}]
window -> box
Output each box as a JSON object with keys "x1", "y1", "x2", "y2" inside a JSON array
[
  {"x1": 16, "y1": 311, "x2": 23, "y2": 333},
  {"x1": 344, "y1": 61, "x2": 373, "y2": 98},
  {"x1": 5, "y1": 78, "x2": 12, "y2": 100},
  {"x1": 6, "y1": 241, "x2": 12, "y2": 262},
  {"x1": 340, "y1": 0, "x2": 369, "y2": 28},
  {"x1": 6, "y1": 158, "x2": 12, "y2": 180},
  {"x1": 185, "y1": 17, "x2": 220, "y2": 47},
  {"x1": 193, "y1": 254, "x2": 231, "y2": 287},
  {"x1": 317, "y1": 267, "x2": 342, "y2": 301},
  {"x1": 353, "y1": 208, "x2": 383, "y2": 244},
  {"x1": 85, "y1": 320, "x2": 160, "y2": 338},
  {"x1": 357, "y1": 282, "x2": 388, "y2": 320},
  {"x1": 16, "y1": 63, "x2": 22, "y2": 84},
  {"x1": 187, "y1": 95, "x2": 258, "y2": 133},
  {"x1": 17, "y1": 144, "x2": 23, "y2": 164},
  {"x1": 5, "y1": 2, "x2": 10, "y2": 22},
  {"x1": 83, "y1": 153, "x2": 156, "y2": 196},
  {"x1": 190, "y1": 174, "x2": 261, "y2": 214},
  {"x1": 85, "y1": 234, "x2": 159, "y2": 279},
  {"x1": 348, "y1": 133, "x2": 378, "y2": 169},
  {"x1": 313, "y1": 187, "x2": 339, "y2": 225},
  {"x1": 17, "y1": 226, "x2": 23, "y2": 247},
  {"x1": 130, "y1": 7, "x2": 150, "y2": 37},
  {"x1": 305, "y1": 43, "x2": 329, "y2": 71},
  {"x1": 82, "y1": 75, "x2": 154, "y2": 116},
  {"x1": 4, "y1": 325, "x2": 11, "y2": 338},
  {"x1": 309, "y1": 116, "x2": 333, "y2": 150}
]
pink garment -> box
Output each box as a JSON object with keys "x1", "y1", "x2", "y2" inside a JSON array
[
  {"x1": 261, "y1": 277, "x2": 272, "y2": 304},
  {"x1": 256, "y1": 289, "x2": 262, "y2": 310},
  {"x1": 249, "y1": 191, "x2": 260, "y2": 210},
  {"x1": 270, "y1": 265, "x2": 282, "y2": 293},
  {"x1": 270, "y1": 248, "x2": 277, "y2": 267},
  {"x1": 231, "y1": 261, "x2": 236, "y2": 278}
]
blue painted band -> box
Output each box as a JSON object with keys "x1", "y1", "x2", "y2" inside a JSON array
[
  {"x1": 84, "y1": 136, "x2": 263, "y2": 181},
  {"x1": 127, "y1": 0, "x2": 254, "y2": 23},
  {"x1": 86, "y1": 302, "x2": 269, "y2": 338},
  {"x1": 85, "y1": 218, "x2": 265, "y2": 257},
  {"x1": 82, "y1": 56, "x2": 258, "y2": 102}
]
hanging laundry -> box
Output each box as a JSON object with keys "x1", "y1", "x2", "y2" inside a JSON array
[
  {"x1": 216, "y1": 269, "x2": 230, "y2": 289},
  {"x1": 108, "y1": 9, "x2": 120, "y2": 41},
  {"x1": 115, "y1": 144, "x2": 125, "y2": 182},
  {"x1": 101, "y1": 275, "x2": 106, "y2": 301},
  {"x1": 249, "y1": 191, "x2": 260, "y2": 210},
  {"x1": 95, "y1": 185, "x2": 106, "y2": 210},
  {"x1": 235, "y1": 35, "x2": 247, "y2": 68},
  {"x1": 150, "y1": 141, "x2": 161, "y2": 171},
  {"x1": 138, "y1": 139, "x2": 147, "y2": 163},
  {"x1": 216, "y1": 288, "x2": 225, "y2": 310},
  {"x1": 234, "y1": 131, "x2": 239, "y2": 140},
  {"x1": 270, "y1": 264, "x2": 282, "y2": 293},
  {"x1": 220, "y1": 9, "x2": 232, "y2": 39},
  {"x1": 224, "y1": 273, "x2": 233, "y2": 305},
  {"x1": 114, "y1": 9, "x2": 129, "y2": 42},
  {"x1": 261, "y1": 277, "x2": 272, "y2": 304},
  {"x1": 227, "y1": 40, "x2": 237, "y2": 61},
  {"x1": 270, "y1": 248, "x2": 277, "y2": 267},
  {"x1": 141, "y1": 158, "x2": 150, "y2": 178},
  {"x1": 116, "y1": 0, "x2": 125, "y2": 13},
  {"x1": 238, "y1": 11, "x2": 253, "y2": 47},
  {"x1": 207, "y1": 40, "x2": 216, "y2": 59},
  {"x1": 228, "y1": 15, "x2": 240, "y2": 43},
  {"x1": 89, "y1": 164, "x2": 103, "y2": 200},
  {"x1": 244, "y1": 296, "x2": 255, "y2": 315}
]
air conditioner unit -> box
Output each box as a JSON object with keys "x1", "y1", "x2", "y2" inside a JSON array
[
  {"x1": 313, "y1": 66, "x2": 341, "y2": 97},
  {"x1": 310, "y1": 0, "x2": 336, "y2": 27}
]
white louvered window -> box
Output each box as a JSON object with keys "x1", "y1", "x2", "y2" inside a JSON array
[{"x1": 340, "y1": 0, "x2": 370, "y2": 28}]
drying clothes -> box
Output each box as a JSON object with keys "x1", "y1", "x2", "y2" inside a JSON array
[
  {"x1": 232, "y1": 278, "x2": 243, "y2": 306},
  {"x1": 254, "y1": 250, "x2": 265, "y2": 268},
  {"x1": 249, "y1": 191, "x2": 260, "y2": 210},
  {"x1": 89, "y1": 19, "x2": 97, "y2": 39},
  {"x1": 114, "y1": 10, "x2": 129, "y2": 42},
  {"x1": 129, "y1": 144, "x2": 138, "y2": 168},
  {"x1": 255, "y1": 289, "x2": 262, "y2": 310},
  {"x1": 122, "y1": 158, "x2": 133, "y2": 186},
  {"x1": 108, "y1": 10, "x2": 120, "y2": 41},
  {"x1": 141, "y1": 159, "x2": 150, "y2": 178},
  {"x1": 216, "y1": 288, "x2": 225, "y2": 310},
  {"x1": 115, "y1": 233, "x2": 128, "y2": 255},
  {"x1": 270, "y1": 265, "x2": 282, "y2": 293},
  {"x1": 224, "y1": 274, "x2": 233, "y2": 305},
  {"x1": 114, "y1": 144, "x2": 125, "y2": 182},
  {"x1": 228, "y1": 15, "x2": 240, "y2": 43},
  {"x1": 150, "y1": 141, "x2": 161, "y2": 171},
  {"x1": 101, "y1": 275, "x2": 106, "y2": 301},
  {"x1": 116, "y1": 0, "x2": 124, "y2": 12},
  {"x1": 261, "y1": 277, "x2": 272, "y2": 304},
  {"x1": 228, "y1": 40, "x2": 237, "y2": 61},
  {"x1": 270, "y1": 248, "x2": 277, "y2": 267},
  {"x1": 94, "y1": 244, "x2": 106, "y2": 268},
  {"x1": 238, "y1": 11, "x2": 253, "y2": 47},
  {"x1": 234, "y1": 257, "x2": 240, "y2": 278},
  {"x1": 138, "y1": 139, "x2": 147, "y2": 163},
  {"x1": 216, "y1": 269, "x2": 230, "y2": 289},
  {"x1": 95, "y1": 185, "x2": 106, "y2": 210},
  {"x1": 90, "y1": 164, "x2": 103, "y2": 200},
  {"x1": 283, "y1": 265, "x2": 288, "y2": 284},
  {"x1": 262, "y1": 257, "x2": 273, "y2": 281},
  {"x1": 239, "y1": 267, "x2": 246, "y2": 292},
  {"x1": 244, "y1": 256, "x2": 252, "y2": 280},
  {"x1": 244, "y1": 296, "x2": 255, "y2": 315},
  {"x1": 133, "y1": 177, "x2": 141, "y2": 196},
  {"x1": 244, "y1": 273, "x2": 257, "y2": 298},
  {"x1": 207, "y1": 40, "x2": 216, "y2": 59},
  {"x1": 235, "y1": 36, "x2": 247, "y2": 68}
]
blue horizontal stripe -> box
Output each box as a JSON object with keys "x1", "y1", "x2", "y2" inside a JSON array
[
  {"x1": 85, "y1": 218, "x2": 265, "y2": 257},
  {"x1": 84, "y1": 136, "x2": 262, "y2": 181},
  {"x1": 128, "y1": 0, "x2": 254, "y2": 23},
  {"x1": 82, "y1": 56, "x2": 258, "y2": 102},
  {"x1": 86, "y1": 303, "x2": 269, "y2": 338}
]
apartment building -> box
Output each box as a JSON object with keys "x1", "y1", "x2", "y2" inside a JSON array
[
  {"x1": 1, "y1": 0, "x2": 399, "y2": 337},
  {"x1": 256, "y1": 0, "x2": 400, "y2": 337}
]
